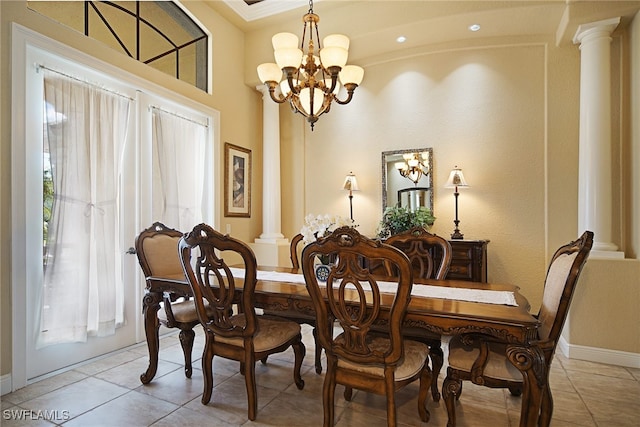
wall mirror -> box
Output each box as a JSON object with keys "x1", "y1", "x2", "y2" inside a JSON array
[{"x1": 381, "y1": 148, "x2": 433, "y2": 214}]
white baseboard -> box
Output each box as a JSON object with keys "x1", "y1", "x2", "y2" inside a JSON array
[
  {"x1": 1, "y1": 373, "x2": 12, "y2": 396},
  {"x1": 558, "y1": 337, "x2": 640, "y2": 368}
]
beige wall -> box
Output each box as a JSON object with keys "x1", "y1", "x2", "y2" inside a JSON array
[
  {"x1": 270, "y1": 37, "x2": 578, "y2": 308},
  {"x1": 0, "y1": 0, "x2": 264, "y2": 377}
]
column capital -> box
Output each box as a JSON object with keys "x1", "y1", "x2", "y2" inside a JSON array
[
  {"x1": 573, "y1": 17, "x2": 620, "y2": 45},
  {"x1": 256, "y1": 83, "x2": 270, "y2": 97}
]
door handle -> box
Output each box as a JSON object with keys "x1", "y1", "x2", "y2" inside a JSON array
[{"x1": 126, "y1": 247, "x2": 136, "y2": 255}]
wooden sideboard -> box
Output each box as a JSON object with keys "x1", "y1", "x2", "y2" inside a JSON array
[{"x1": 444, "y1": 240, "x2": 489, "y2": 283}]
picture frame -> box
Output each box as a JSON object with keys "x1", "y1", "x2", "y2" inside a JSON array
[{"x1": 224, "y1": 142, "x2": 251, "y2": 217}]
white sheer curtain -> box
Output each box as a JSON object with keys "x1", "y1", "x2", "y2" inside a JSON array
[
  {"x1": 151, "y1": 107, "x2": 206, "y2": 231},
  {"x1": 38, "y1": 70, "x2": 131, "y2": 347}
]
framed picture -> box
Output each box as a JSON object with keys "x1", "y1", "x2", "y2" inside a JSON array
[{"x1": 224, "y1": 143, "x2": 252, "y2": 217}]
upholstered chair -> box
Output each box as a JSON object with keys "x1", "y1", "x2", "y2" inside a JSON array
[
  {"x1": 135, "y1": 222, "x2": 200, "y2": 384},
  {"x1": 442, "y1": 231, "x2": 594, "y2": 427}
]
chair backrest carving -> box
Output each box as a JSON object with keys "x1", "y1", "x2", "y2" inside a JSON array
[
  {"x1": 179, "y1": 223, "x2": 258, "y2": 338},
  {"x1": 289, "y1": 233, "x2": 305, "y2": 269},
  {"x1": 537, "y1": 230, "x2": 593, "y2": 344},
  {"x1": 301, "y1": 226, "x2": 414, "y2": 366},
  {"x1": 384, "y1": 226, "x2": 452, "y2": 280}
]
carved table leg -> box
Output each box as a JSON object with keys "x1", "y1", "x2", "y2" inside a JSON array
[
  {"x1": 506, "y1": 344, "x2": 547, "y2": 427},
  {"x1": 140, "y1": 291, "x2": 162, "y2": 384}
]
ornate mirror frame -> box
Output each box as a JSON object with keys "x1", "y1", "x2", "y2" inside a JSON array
[{"x1": 381, "y1": 148, "x2": 434, "y2": 214}]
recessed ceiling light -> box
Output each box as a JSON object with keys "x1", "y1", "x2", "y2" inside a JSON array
[
  {"x1": 468, "y1": 24, "x2": 481, "y2": 32},
  {"x1": 396, "y1": 36, "x2": 407, "y2": 43}
]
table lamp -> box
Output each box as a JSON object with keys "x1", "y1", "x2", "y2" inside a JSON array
[
  {"x1": 343, "y1": 172, "x2": 359, "y2": 221},
  {"x1": 445, "y1": 166, "x2": 469, "y2": 239}
]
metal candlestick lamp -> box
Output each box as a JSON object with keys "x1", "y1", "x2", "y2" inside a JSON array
[{"x1": 445, "y1": 166, "x2": 469, "y2": 239}]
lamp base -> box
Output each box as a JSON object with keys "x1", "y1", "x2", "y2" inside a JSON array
[{"x1": 450, "y1": 230, "x2": 464, "y2": 240}]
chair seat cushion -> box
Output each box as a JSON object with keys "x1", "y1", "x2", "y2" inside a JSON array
[
  {"x1": 215, "y1": 314, "x2": 301, "y2": 352},
  {"x1": 158, "y1": 299, "x2": 213, "y2": 324},
  {"x1": 337, "y1": 336, "x2": 429, "y2": 381},
  {"x1": 447, "y1": 336, "x2": 522, "y2": 382}
]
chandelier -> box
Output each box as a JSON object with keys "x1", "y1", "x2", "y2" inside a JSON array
[
  {"x1": 256, "y1": 0, "x2": 364, "y2": 130},
  {"x1": 394, "y1": 152, "x2": 430, "y2": 185}
]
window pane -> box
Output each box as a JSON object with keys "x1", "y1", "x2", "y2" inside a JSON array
[{"x1": 28, "y1": 1, "x2": 208, "y2": 92}]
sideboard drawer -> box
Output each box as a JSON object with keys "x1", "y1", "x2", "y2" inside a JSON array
[{"x1": 445, "y1": 240, "x2": 489, "y2": 283}]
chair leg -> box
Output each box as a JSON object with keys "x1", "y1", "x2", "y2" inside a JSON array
[
  {"x1": 179, "y1": 328, "x2": 195, "y2": 378},
  {"x1": 429, "y1": 344, "x2": 444, "y2": 401},
  {"x1": 140, "y1": 293, "x2": 161, "y2": 384},
  {"x1": 417, "y1": 364, "x2": 432, "y2": 423},
  {"x1": 538, "y1": 382, "x2": 553, "y2": 427},
  {"x1": 343, "y1": 386, "x2": 353, "y2": 401},
  {"x1": 313, "y1": 326, "x2": 323, "y2": 374},
  {"x1": 323, "y1": 363, "x2": 337, "y2": 427},
  {"x1": 508, "y1": 384, "x2": 523, "y2": 396},
  {"x1": 201, "y1": 333, "x2": 215, "y2": 405},
  {"x1": 385, "y1": 376, "x2": 397, "y2": 427},
  {"x1": 244, "y1": 355, "x2": 258, "y2": 421},
  {"x1": 292, "y1": 336, "x2": 306, "y2": 390},
  {"x1": 442, "y1": 369, "x2": 462, "y2": 427}
]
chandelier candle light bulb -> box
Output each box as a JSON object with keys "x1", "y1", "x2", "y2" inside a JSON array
[
  {"x1": 395, "y1": 151, "x2": 430, "y2": 185},
  {"x1": 256, "y1": 0, "x2": 364, "y2": 130}
]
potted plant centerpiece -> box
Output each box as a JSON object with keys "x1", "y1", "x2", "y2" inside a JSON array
[
  {"x1": 376, "y1": 205, "x2": 436, "y2": 239},
  {"x1": 300, "y1": 214, "x2": 356, "y2": 281}
]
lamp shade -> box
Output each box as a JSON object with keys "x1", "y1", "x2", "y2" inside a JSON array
[
  {"x1": 299, "y1": 87, "x2": 325, "y2": 115},
  {"x1": 445, "y1": 167, "x2": 469, "y2": 188},
  {"x1": 274, "y1": 48, "x2": 303, "y2": 69},
  {"x1": 343, "y1": 172, "x2": 359, "y2": 191},
  {"x1": 272, "y1": 32, "x2": 298, "y2": 50},
  {"x1": 320, "y1": 46, "x2": 348, "y2": 68},
  {"x1": 257, "y1": 63, "x2": 282, "y2": 83},
  {"x1": 339, "y1": 65, "x2": 364, "y2": 85},
  {"x1": 323, "y1": 34, "x2": 350, "y2": 50}
]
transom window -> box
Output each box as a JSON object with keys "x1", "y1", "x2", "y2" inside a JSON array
[{"x1": 28, "y1": 1, "x2": 209, "y2": 92}]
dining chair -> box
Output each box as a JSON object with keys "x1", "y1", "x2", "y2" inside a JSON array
[
  {"x1": 442, "y1": 230, "x2": 594, "y2": 427},
  {"x1": 290, "y1": 232, "x2": 305, "y2": 269},
  {"x1": 178, "y1": 223, "x2": 305, "y2": 421},
  {"x1": 135, "y1": 221, "x2": 200, "y2": 384},
  {"x1": 262, "y1": 232, "x2": 325, "y2": 373},
  {"x1": 301, "y1": 226, "x2": 432, "y2": 427},
  {"x1": 382, "y1": 226, "x2": 452, "y2": 401}
]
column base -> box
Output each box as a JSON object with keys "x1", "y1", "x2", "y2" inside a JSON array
[
  {"x1": 590, "y1": 249, "x2": 625, "y2": 259},
  {"x1": 250, "y1": 239, "x2": 291, "y2": 268}
]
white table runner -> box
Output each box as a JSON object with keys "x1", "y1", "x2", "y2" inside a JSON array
[{"x1": 230, "y1": 268, "x2": 518, "y2": 307}]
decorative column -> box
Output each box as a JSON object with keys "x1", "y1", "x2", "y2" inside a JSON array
[
  {"x1": 255, "y1": 84, "x2": 286, "y2": 243},
  {"x1": 573, "y1": 17, "x2": 622, "y2": 257}
]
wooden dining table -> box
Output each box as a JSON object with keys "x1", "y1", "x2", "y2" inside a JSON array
[{"x1": 142, "y1": 265, "x2": 546, "y2": 427}]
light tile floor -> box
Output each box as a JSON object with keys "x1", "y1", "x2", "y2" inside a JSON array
[{"x1": 2, "y1": 325, "x2": 639, "y2": 426}]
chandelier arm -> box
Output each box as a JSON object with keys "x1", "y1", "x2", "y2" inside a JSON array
[
  {"x1": 333, "y1": 88, "x2": 355, "y2": 105},
  {"x1": 266, "y1": 83, "x2": 288, "y2": 104},
  {"x1": 333, "y1": 82, "x2": 358, "y2": 105},
  {"x1": 325, "y1": 66, "x2": 340, "y2": 93},
  {"x1": 285, "y1": 71, "x2": 301, "y2": 95}
]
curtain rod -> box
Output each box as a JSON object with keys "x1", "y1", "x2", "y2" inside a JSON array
[
  {"x1": 150, "y1": 105, "x2": 209, "y2": 128},
  {"x1": 36, "y1": 63, "x2": 135, "y2": 101}
]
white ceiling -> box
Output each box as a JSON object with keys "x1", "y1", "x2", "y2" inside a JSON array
[{"x1": 203, "y1": 0, "x2": 640, "y2": 61}]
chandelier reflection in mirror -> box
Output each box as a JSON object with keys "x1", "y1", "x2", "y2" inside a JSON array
[
  {"x1": 256, "y1": 0, "x2": 364, "y2": 130},
  {"x1": 395, "y1": 151, "x2": 430, "y2": 185}
]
